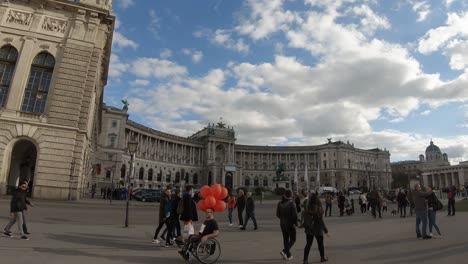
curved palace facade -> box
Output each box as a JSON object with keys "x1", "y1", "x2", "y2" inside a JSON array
[{"x1": 95, "y1": 104, "x2": 392, "y2": 192}]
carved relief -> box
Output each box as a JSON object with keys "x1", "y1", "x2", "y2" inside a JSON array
[
  {"x1": 6, "y1": 10, "x2": 32, "y2": 26},
  {"x1": 42, "y1": 17, "x2": 68, "y2": 33}
]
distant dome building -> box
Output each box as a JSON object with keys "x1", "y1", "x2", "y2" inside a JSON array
[{"x1": 392, "y1": 140, "x2": 468, "y2": 188}]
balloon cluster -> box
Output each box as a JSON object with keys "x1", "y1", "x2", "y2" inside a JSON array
[{"x1": 197, "y1": 184, "x2": 228, "y2": 212}]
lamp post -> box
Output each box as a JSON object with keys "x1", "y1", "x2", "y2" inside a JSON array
[
  {"x1": 125, "y1": 138, "x2": 138, "y2": 227},
  {"x1": 366, "y1": 163, "x2": 371, "y2": 191}
]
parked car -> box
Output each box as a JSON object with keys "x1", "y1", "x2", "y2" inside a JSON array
[
  {"x1": 134, "y1": 189, "x2": 163, "y2": 202},
  {"x1": 317, "y1": 186, "x2": 338, "y2": 195}
]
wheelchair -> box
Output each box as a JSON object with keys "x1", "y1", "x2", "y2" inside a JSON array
[{"x1": 184, "y1": 237, "x2": 221, "y2": 264}]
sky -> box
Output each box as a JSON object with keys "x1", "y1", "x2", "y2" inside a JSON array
[{"x1": 107, "y1": 0, "x2": 468, "y2": 163}]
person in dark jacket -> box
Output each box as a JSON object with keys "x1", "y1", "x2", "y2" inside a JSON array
[
  {"x1": 152, "y1": 188, "x2": 172, "y2": 246},
  {"x1": 426, "y1": 186, "x2": 442, "y2": 236},
  {"x1": 294, "y1": 192, "x2": 302, "y2": 213},
  {"x1": 277, "y1": 189, "x2": 298, "y2": 260},
  {"x1": 235, "y1": 190, "x2": 246, "y2": 228},
  {"x1": 170, "y1": 190, "x2": 182, "y2": 239},
  {"x1": 447, "y1": 186, "x2": 456, "y2": 216},
  {"x1": 396, "y1": 190, "x2": 408, "y2": 217},
  {"x1": 369, "y1": 188, "x2": 382, "y2": 218},
  {"x1": 3, "y1": 181, "x2": 31, "y2": 240},
  {"x1": 241, "y1": 192, "x2": 257, "y2": 230},
  {"x1": 412, "y1": 183, "x2": 432, "y2": 239},
  {"x1": 180, "y1": 185, "x2": 198, "y2": 241},
  {"x1": 303, "y1": 192, "x2": 328, "y2": 263},
  {"x1": 337, "y1": 192, "x2": 345, "y2": 216}
]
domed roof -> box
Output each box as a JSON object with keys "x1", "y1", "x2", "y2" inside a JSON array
[{"x1": 425, "y1": 140, "x2": 441, "y2": 153}]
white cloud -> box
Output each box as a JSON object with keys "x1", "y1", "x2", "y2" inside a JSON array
[
  {"x1": 195, "y1": 29, "x2": 250, "y2": 54},
  {"x1": 108, "y1": 54, "x2": 129, "y2": 78},
  {"x1": 129, "y1": 79, "x2": 150, "y2": 86},
  {"x1": 420, "y1": 110, "x2": 431, "y2": 115},
  {"x1": 235, "y1": 0, "x2": 299, "y2": 40},
  {"x1": 112, "y1": 31, "x2": 138, "y2": 50},
  {"x1": 412, "y1": 1, "x2": 431, "y2": 22},
  {"x1": 130, "y1": 58, "x2": 187, "y2": 79},
  {"x1": 148, "y1": 10, "x2": 161, "y2": 37},
  {"x1": 160, "y1": 48, "x2": 172, "y2": 59},
  {"x1": 182, "y1": 49, "x2": 203, "y2": 63},
  {"x1": 118, "y1": 0, "x2": 135, "y2": 9},
  {"x1": 349, "y1": 5, "x2": 390, "y2": 35}
]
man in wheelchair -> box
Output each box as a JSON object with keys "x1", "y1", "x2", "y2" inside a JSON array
[{"x1": 178, "y1": 208, "x2": 219, "y2": 260}]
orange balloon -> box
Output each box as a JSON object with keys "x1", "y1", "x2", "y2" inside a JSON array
[
  {"x1": 214, "y1": 200, "x2": 226, "y2": 212},
  {"x1": 219, "y1": 187, "x2": 228, "y2": 200},
  {"x1": 211, "y1": 184, "x2": 222, "y2": 199},
  {"x1": 200, "y1": 185, "x2": 212, "y2": 198},
  {"x1": 197, "y1": 200, "x2": 207, "y2": 211},
  {"x1": 205, "y1": 195, "x2": 216, "y2": 208}
]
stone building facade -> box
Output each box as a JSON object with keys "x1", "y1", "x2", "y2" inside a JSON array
[
  {"x1": 0, "y1": 0, "x2": 114, "y2": 199},
  {"x1": 391, "y1": 140, "x2": 467, "y2": 188},
  {"x1": 96, "y1": 105, "x2": 392, "y2": 192}
]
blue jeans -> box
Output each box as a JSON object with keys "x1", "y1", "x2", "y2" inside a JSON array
[
  {"x1": 228, "y1": 208, "x2": 233, "y2": 224},
  {"x1": 428, "y1": 210, "x2": 441, "y2": 235},
  {"x1": 415, "y1": 211, "x2": 428, "y2": 237}
]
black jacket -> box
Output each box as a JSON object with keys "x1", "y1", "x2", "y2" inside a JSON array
[
  {"x1": 180, "y1": 192, "x2": 198, "y2": 222},
  {"x1": 236, "y1": 195, "x2": 246, "y2": 210},
  {"x1": 246, "y1": 197, "x2": 255, "y2": 213},
  {"x1": 10, "y1": 188, "x2": 30, "y2": 213},
  {"x1": 276, "y1": 198, "x2": 298, "y2": 227},
  {"x1": 427, "y1": 192, "x2": 439, "y2": 211}
]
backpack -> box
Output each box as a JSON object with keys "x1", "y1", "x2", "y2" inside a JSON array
[{"x1": 447, "y1": 191, "x2": 453, "y2": 200}]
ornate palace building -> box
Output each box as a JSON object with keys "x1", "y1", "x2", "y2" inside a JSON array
[
  {"x1": 95, "y1": 104, "x2": 392, "y2": 192},
  {"x1": 0, "y1": 0, "x2": 114, "y2": 199},
  {"x1": 392, "y1": 140, "x2": 468, "y2": 188}
]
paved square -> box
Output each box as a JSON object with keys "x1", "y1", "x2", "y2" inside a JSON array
[{"x1": 0, "y1": 198, "x2": 467, "y2": 264}]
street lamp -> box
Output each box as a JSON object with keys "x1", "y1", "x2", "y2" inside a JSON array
[
  {"x1": 125, "y1": 138, "x2": 138, "y2": 227},
  {"x1": 366, "y1": 163, "x2": 371, "y2": 191}
]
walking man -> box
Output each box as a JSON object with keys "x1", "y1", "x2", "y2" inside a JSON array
[
  {"x1": 227, "y1": 192, "x2": 236, "y2": 227},
  {"x1": 235, "y1": 190, "x2": 246, "y2": 228},
  {"x1": 3, "y1": 181, "x2": 32, "y2": 240},
  {"x1": 447, "y1": 186, "x2": 456, "y2": 216},
  {"x1": 324, "y1": 193, "x2": 333, "y2": 217},
  {"x1": 276, "y1": 190, "x2": 298, "y2": 261},
  {"x1": 412, "y1": 183, "x2": 432, "y2": 239},
  {"x1": 241, "y1": 192, "x2": 257, "y2": 230}
]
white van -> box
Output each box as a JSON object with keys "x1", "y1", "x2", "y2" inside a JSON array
[{"x1": 317, "y1": 186, "x2": 338, "y2": 195}]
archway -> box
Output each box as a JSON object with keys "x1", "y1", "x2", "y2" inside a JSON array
[
  {"x1": 7, "y1": 140, "x2": 37, "y2": 196},
  {"x1": 225, "y1": 172, "x2": 233, "y2": 191}
]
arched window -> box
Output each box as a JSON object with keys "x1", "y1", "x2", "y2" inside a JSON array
[
  {"x1": 21, "y1": 52, "x2": 55, "y2": 113},
  {"x1": 139, "y1": 167, "x2": 144, "y2": 180},
  {"x1": 193, "y1": 173, "x2": 198, "y2": 185},
  {"x1": 120, "y1": 164, "x2": 126, "y2": 178},
  {"x1": 0, "y1": 46, "x2": 18, "y2": 108},
  {"x1": 157, "y1": 169, "x2": 162, "y2": 182},
  {"x1": 175, "y1": 172, "x2": 180, "y2": 183},
  {"x1": 263, "y1": 177, "x2": 268, "y2": 186},
  {"x1": 245, "y1": 176, "x2": 250, "y2": 186},
  {"x1": 254, "y1": 176, "x2": 259, "y2": 186},
  {"x1": 148, "y1": 168, "x2": 153, "y2": 181}
]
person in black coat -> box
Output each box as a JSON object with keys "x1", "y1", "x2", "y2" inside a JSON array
[
  {"x1": 337, "y1": 192, "x2": 345, "y2": 216},
  {"x1": 277, "y1": 189, "x2": 298, "y2": 260},
  {"x1": 396, "y1": 190, "x2": 408, "y2": 217},
  {"x1": 303, "y1": 192, "x2": 329, "y2": 263},
  {"x1": 3, "y1": 181, "x2": 31, "y2": 240},
  {"x1": 241, "y1": 192, "x2": 257, "y2": 230},
  {"x1": 235, "y1": 190, "x2": 246, "y2": 227}
]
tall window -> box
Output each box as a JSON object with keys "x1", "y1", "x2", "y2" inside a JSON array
[
  {"x1": 108, "y1": 134, "x2": 116, "y2": 147},
  {"x1": 148, "y1": 169, "x2": 153, "y2": 181},
  {"x1": 0, "y1": 46, "x2": 18, "y2": 108},
  {"x1": 21, "y1": 52, "x2": 55, "y2": 113},
  {"x1": 139, "y1": 167, "x2": 144, "y2": 180},
  {"x1": 245, "y1": 176, "x2": 250, "y2": 186}
]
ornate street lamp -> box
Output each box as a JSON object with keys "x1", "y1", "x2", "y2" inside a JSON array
[{"x1": 125, "y1": 138, "x2": 138, "y2": 227}]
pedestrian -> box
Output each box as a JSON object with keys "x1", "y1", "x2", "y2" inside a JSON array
[
  {"x1": 359, "y1": 193, "x2": 367, "y2": 214},
  {"x1": 91, "y1": 185, "x2": 96, "y2": 199},
  {"x1": 152, "y1": 188, "x2": 173, "y2": 246},
  {"x1": 337, "y1": 192, "x2": 345, "y2": 216},
  {"x1": 396, "y1": 190, "x2": 408, "y2": 217},
  {"x1": 412, "y1": 183, "x2": 432, "y2": 239},
  {"x1": 241, "y1": 192, "x2": 258, "y2": 230},
  {"x1": 3, "y1": 181, "x2": 32, "y2": 240},
  {"x1": 276, "y1": 189, "x2": 298, "y2": 261},
  {"x1": 170, "y1": 189, "x2": 182, "y2": 241},
  {"x1": 324, "y1": 193, "x2": 332, "y2": 217},
  {"x1": 303, "y1": 192, "x2": 329, "y2": 263},
  {"x1": 235, "y1": 190, "x2": 246, "y2": 228},
  {"x1": 381, "y1": 199, "x2": 388, "y2": 213},
  {"x1": 294, "y1": 192, "x2": 302, "y2": 213},
  {"x1": 426, "y1": 186, "x2": 442, "y2": 237},
  {"x1": 447, "y1": 186, "x2": 456, "y2": 216},
  {"x1": 227, "y1": 192, "x2": 236, "y2": 227},
  {"x1": 180, "y1": 185, "x2": 198, "y2": 241},
  {"x1": 300, "y1": 190, "x2": 309, "y2": 227},
  {"x1": 369, "y1": 188, "x2": 382, "y2": 218}
]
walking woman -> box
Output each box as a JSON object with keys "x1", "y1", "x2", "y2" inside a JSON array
[
  {"x1": 426, "y1": 186, "x2": 442, "y2": 237},
  {"x1": 235, "y1": 190, "x2": 246, "y2": 228},
  {"x1": 227, "y1": 192, "x2": 236, "y2": 227},
  {"x1": 303, "y1": 193, "x2": 329, "y2": 263}
]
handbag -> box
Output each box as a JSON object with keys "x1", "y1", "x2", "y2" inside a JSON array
[
  {"x1": 435, "y1": 198, "x2": 444, "y2": 211},
  {"x1": 182, "y1": 222, "x2": 195, "y2": 239}
]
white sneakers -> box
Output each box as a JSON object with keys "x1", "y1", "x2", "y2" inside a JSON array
[
  {"x1": 229, "y1": 223, "x2": 233, "y2": 227},
  {"x1": 152, "y1": 239, "x2": 161, "y2": 244}
]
